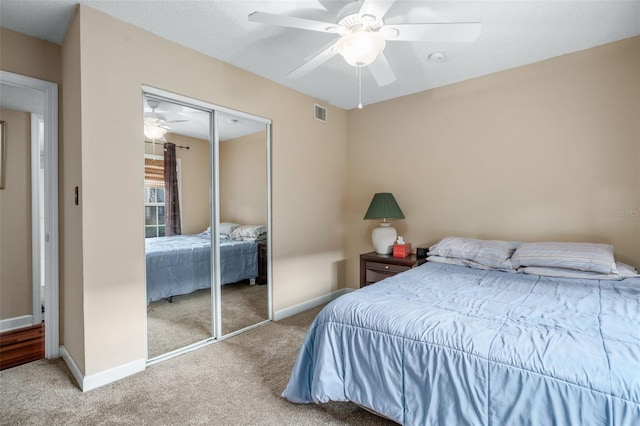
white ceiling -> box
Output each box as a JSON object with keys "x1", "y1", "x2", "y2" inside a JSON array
[
  {"x1": 0, "y1": 83, "x2": 45, "y2": 115},
  {"x1": 1, "y1": 0, "x2": 638, "y2": 112}
]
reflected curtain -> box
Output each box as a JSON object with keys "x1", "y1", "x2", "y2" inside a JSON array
[{"x1": 164, "y1": 142, "x2": 181, "y2": 236}]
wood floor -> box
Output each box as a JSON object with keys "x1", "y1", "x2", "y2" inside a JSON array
[{"x1": 0, "y1": 323, "x2": 45, "y2": 371}]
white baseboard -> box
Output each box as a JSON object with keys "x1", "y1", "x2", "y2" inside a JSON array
[
  {"x1": 274, "y1": 288, "x2": 353, "y2": 321},
  {"x1": 0, "y1": 315, "x2": 34, "y2": 332},
  {"x1": 60, "y1": 346, "x2": 84, "y2": 389},
  {"x1": 54, "y1": 289, "x2": 352, "y2": 391},
  {"x1": 60, "y1": 346, "x2": 145, "y2": 392}
]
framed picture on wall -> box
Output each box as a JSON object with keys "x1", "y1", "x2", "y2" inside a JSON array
[{"x1": 0, "y1": 120, "x2": 5, "y2": 190}]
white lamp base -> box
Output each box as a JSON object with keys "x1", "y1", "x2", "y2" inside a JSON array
[{"x1": 372, "y1": 222, "x2": 397, "y2": 255}]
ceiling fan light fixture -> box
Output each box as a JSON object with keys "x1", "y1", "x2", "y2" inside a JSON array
[
  {"x1": 335, "y1": 31, "x2": 386, "y2": 67},
  {"x1": 379, "y1": 26, "x2": 399, "y2": 39},
  {"x1": 359, "y1": 14, "x2": 377, "y2": 25},
  {"x1": 144, "y1": 122, "x2": 168, "y2": 140}
]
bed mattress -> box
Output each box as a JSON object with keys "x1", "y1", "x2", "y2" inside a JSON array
[
  {"x1": 282, "y1": 262, "x2": 640, "y2": 425},
  {"x1": 145, "y1": 234, "x2": 258, "y2": 303}
]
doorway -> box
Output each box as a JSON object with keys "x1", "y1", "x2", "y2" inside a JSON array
[{"x1": 0, "y1": 70, "x2": 59, "y2": 367}]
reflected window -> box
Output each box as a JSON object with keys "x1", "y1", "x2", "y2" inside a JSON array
[
  {"x1": 145, "y1": 188, "x2": 166, "y2": 237},
  {"x1": 144, "y1": 155, "x2": 180, "y2": 238}
]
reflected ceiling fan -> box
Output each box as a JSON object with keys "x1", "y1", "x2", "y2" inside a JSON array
[
  {"x1": 144, "y1": 99, "x2": 188, "y2": 140},
  {"x1": 249, "y1": 0, "x2": 481, "y2": 96}
]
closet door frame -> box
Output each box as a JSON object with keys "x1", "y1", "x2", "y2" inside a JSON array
[{"x1": 142, "y1": 85, "x2": 272, "y2": 365}]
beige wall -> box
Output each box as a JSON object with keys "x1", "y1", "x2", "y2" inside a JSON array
[
  {"x1": 0, "y1": 109, "x2": 32, "y2": 320},
  {"x1": 64, "y1": 5, "x2": 347, "y2": 375},
  {"x1": 174, "y1": 135, "x2": 211, "y2": 235},
  {"x1": 219, "y1": 131, "x2": 267, "y2": 226},
  {"x1": 345, "y1": 36, "x2": 640, "y2": 288},
  {"x1": 145, "y1": 135, "x2": 210, "y2": 235},
  {"x1": 60, "y1": 10, "x2": 85, "y2": 370},
  {"x1": 0, "y1": 27, "x2": 61, "y2": 84}
]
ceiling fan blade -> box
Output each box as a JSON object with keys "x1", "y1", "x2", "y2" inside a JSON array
[
  {"x1": 287, "y1": 42, "x2": 338, "y2": 79},
  {"x1": 368, "y1": 52, "x2": 396, "y2": 87},
  {"x1": 358, "y1": 0, "x2": 396, "y2": 21},
  {"x1": 166, "y1": 119, "x2": 189, "y2": 124},
  {"x1": 382, "y1": 22, "x2": 481, "y2": 42},
  {"x1": 249, "y1": 11, "x2": 339, "y2": 33}
]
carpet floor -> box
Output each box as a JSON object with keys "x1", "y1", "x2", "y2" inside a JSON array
[{"x1": 0, "y1": 305, "x2": 396, "y2": 425}]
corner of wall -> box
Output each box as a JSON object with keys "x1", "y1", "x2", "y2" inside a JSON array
[
  {"x1": 60, "y1": 345, "x2": 145, "y2": 392},
  {"x1": 60, "y1": 4, "x2": 86, "y2": 373}
]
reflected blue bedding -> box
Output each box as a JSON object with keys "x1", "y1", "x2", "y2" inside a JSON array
[
  {"x1": 283, "y1": 262, "x2": 640, "y2": 425},
  {"x1": 145, "y1": 234, "x2": 258, "y2": 303}
]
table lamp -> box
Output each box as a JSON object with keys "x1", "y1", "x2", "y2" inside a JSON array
[{"x1": 363, "y1": 193, "x2": 405, "y2": 254}]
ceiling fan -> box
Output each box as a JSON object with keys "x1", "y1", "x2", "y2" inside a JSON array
[
  {"x1": 248, "y1": 0, "x2": 481, "y2": 89},
  {"x1": 144, "y1": 99, "x2": 188, "y2": 140}
]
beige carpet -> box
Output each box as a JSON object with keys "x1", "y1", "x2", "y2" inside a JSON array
[
  {"x1": 147, "y1": 281, "x2": 268, "y2": 358},
  {"x1": 0, "y1": 305, "x2": 396, "y2": 425}
]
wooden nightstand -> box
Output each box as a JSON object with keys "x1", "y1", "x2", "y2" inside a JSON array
[
  {"x1": 257, "y1": 242, "x2": 267, "y2": 285},
  {"x1": 360, "y1": 251, "x2": 426, "y2": 288}
]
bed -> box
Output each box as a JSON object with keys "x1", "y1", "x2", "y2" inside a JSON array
[
  {"x1": 282, "y1": 239, "x2": 640, "y2": 425},
  {"x1": 145, "y1": 233, "x2": 259, "y2": 303}
]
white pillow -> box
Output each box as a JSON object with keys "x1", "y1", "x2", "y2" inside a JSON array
[
  {"x1": 519, "y1": 262, "x2": 638, "y2": 280},
  {"x1": 427, "y1": 255, "x2": 509, "y2": 272},
  {"x1": 230, "y1": 224, "x2": 267, "y2": 240},
  {"x1": 219, "y1": 222, "x2": 241, "y2": 236},
  {"x1": 429, "y1": 237, "x2": 519, "y2": 271},
  {"x1": 511, "y1": 242, "x2": 617, "y2": 274},
  {"x1": 617, "y1": 262, "x2": 639, "y2": 277}
]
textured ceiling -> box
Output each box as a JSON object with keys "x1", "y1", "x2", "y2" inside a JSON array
[
  {"x1": 0, "y1": 83, "x2": 45, "y2": 115},
  {"x1": 1, "y1": 0, "x2": 639, "y2": 111}
]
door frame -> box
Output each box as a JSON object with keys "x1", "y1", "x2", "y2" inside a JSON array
[{"x1": 0, "y1": 70, "x2": 59, "y2": 358}]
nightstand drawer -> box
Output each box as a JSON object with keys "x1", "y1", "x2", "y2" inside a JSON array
[
  {"x1": 365, "y1": 261, "x2": 410, "y2": 274},
  {"x1": 365, "y1": 269, "x2": 396, "y2": 283},
  {"x1": 360, "y1": 251, "x2": 425, "y2": 288}
]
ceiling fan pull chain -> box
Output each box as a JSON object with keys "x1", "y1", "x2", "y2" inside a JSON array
[{"x1": 357, "y1": 66, "x2": 363, "y2": 110}]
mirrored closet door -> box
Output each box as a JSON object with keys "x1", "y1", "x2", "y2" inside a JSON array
[
  {"x1": 143, "y1": 88, "x2": 272, "y2": 363},
  {"x1": 217, "y1": 111, "x2": 269, "y2": 336},
  {"x1": 144, "y1": 95, "x2": 213, "y2": 359}
]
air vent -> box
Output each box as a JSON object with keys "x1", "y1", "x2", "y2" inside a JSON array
[{"x1": 314, "y1": 104, "x2": 327, "y2": 123}]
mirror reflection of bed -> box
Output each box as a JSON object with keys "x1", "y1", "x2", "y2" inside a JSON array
[{"x1": 143, "y1": 96, "x2": 269, "y2": 360}]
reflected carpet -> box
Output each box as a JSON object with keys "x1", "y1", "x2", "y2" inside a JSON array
[{"x1": 147, "y1": 281, "x2": 268, "y2": 358}]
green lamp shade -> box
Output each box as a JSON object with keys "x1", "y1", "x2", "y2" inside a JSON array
[{"x1": 363, "y1": 193, "x2": 405, "y2": 220}]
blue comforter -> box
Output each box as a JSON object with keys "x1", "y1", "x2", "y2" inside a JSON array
[
  {"x1": 282, "y1": 262, "x2": 640, "y2": 425},
  {"x1": 145, "y1": 234, "x2": 258, "y2": 303}
]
